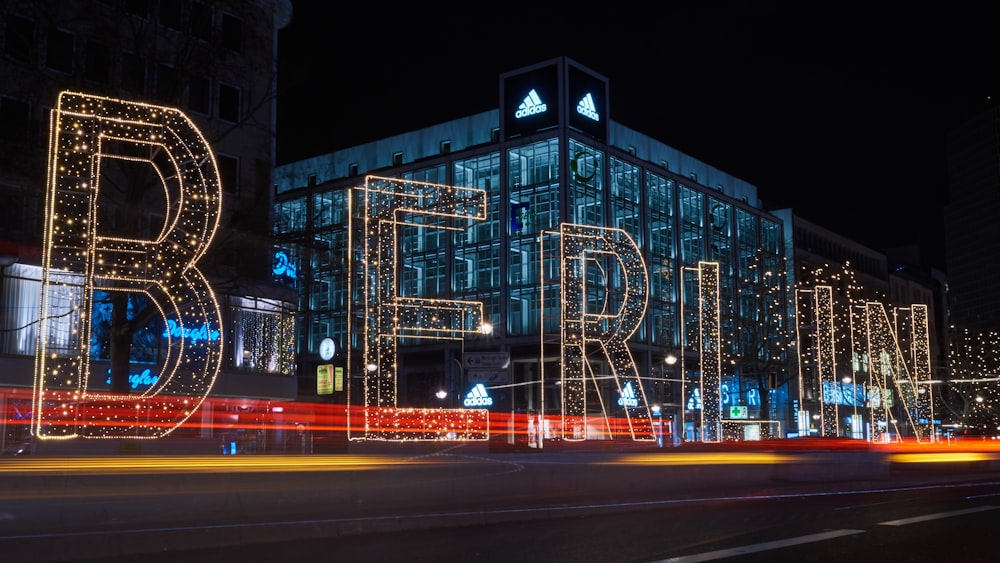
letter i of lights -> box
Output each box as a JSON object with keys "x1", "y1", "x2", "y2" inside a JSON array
[
  {"x1": 32, "y1": 92, "x2": 223, "y2": 440},
  {"x1": 357, "y1": 175, "x2": 488, "y2": 441},
  {"x1": 815, "y1": 286, "x2": 839, "y2": 437},
  {"x1": 697, "y1": 261, "x2": 723, "y2": 443},
  {"x1": 545, "y1": 223, "x2": 654, "y2": 442}
]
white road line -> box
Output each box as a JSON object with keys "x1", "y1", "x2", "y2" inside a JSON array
[
  {"x1": 655, "y1": 529, "x2": 866, "y2": 563},
  {"x1": 878, "y1": 505, "x2": 998, "y2": 526}
]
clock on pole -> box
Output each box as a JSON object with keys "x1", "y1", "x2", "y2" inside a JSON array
[{"x1": 319, "y1": 337, "x2": 336, "y2": 361}]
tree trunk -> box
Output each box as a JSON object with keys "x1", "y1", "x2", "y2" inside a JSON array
[{"x1": 109, "y1": 292, "x2": 132, "y2": 394}]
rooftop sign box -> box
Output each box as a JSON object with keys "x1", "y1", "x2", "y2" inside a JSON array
[{"x1": 501, "y1": 57, "x2": 608, "y2": 143}]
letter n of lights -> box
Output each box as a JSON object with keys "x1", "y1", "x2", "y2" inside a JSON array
[
  {"x1": 359, "y1": 176, "x2": 486, "y2": 440},
  {"x1": 862, "y1": 301, "x2": 933, "y2": 443},
  {"x1": 547, "y1": 223, "x2": 654, "y2": 442},
  {"x1": 32, "y1": 91, "x2": 223, "y2": 440}
]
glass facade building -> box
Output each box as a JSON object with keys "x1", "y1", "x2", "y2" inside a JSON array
[{"x1": 275, "y1": 58, "x2": 792, "y2": 443}]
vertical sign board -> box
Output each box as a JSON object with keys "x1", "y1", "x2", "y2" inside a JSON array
[
  {"x1": 501, "y1": 62, "x2": 559, "y2": 141},
  {"x1": 567, "y1": 64, "x2": 608, "y2": 143},
  {"x1": 317, "y1": 364, "x2": 333, "y2": 395},
  {"x1": 334, "y1": 366, "x2": 344, "y2": 392}
]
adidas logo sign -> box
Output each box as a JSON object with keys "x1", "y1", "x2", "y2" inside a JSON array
[
  {"x1": 463, "y1": 383, "x2": 493, "y2": 407},
  {"x1": 515, "y1": 89, "x2": 547, "y2": 119},
  {"x1": 617, "y1": 381, "x2": 639, "y2": 407},
  {"x1": 576, "y1": 92, "x2": 599, "y2": 121}
]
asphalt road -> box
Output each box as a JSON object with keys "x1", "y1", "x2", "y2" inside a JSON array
[{"x1": 2, "y1": 443, "x2": 999, "y2": 562}]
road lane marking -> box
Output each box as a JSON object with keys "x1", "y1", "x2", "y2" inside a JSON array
[
  {"x1": 655, "y1": 529, "x2": 866, "y2": 562},
  {"x1": 878, "y1": 505, "x2": 998, "y2": 526}
]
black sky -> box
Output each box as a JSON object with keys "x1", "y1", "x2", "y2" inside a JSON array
[{"x1": 276, "y1": 2, "x2": 1000, "y2": 270}]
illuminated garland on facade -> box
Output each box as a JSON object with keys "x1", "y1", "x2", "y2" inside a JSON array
[{"x1": 32, "y1": 92, "x2": 223, "y2": 440}]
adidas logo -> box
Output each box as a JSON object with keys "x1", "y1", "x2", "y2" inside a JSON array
[
  {"x1": 576, "y1": 92, "x2": 599, "y2": 121},
  {"x1": 515, "y1": 89, "x2": 547, "y2": 119},
  {"x1": 463, "y1": 382, "x2": 493, "y2": 407},
  {"x1": 617, "y1": 381, "x2": 639, "y2": 407}
]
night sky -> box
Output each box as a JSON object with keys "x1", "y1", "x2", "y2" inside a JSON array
[{"x1": 276, "y1": 3, "x2": 999, "y2": 270}]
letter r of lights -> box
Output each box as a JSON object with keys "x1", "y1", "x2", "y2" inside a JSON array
[
  {"x1": 32, "y1": 92, "x2": 223, "y2": 439},
  {"x1": 553, "y1": 224, "x2": 655, "y2": 441}
]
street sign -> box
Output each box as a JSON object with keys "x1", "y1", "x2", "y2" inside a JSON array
[
  {"x1": 467, "y1": 369, "x2": 510, "y2": 385},
  {"x1": 463, "y1": 352, "x2": 510, "y2": 370}
]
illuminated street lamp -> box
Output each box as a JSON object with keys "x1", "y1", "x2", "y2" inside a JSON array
[
  {"x1": 665, "y1": 353, "x2": 681, "y2": 444},
  {"x1": 451, "y1": 321, "x2": 495, "y2": 407}
]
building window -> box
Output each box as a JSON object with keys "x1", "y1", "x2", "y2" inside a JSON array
[
  {"x1": 440, "y1": 140, "x2": 451, "y2": 154},
  {"x1": 218, "y1": 83, "x2": 240, "y2": 122},
  {"x1": 155, "y1": 63, "x2": 179, "y2": 102},
  {"x1": 392, "y1": 152, "x2": 403, "y2": 166},
  {"x1": 188, "y1": 76, "x2": 210, "y2": 115},
  {"x1": 491, "y1": 128, "x2": 500, "y2": 143},
  {"x1": 121, "y1": 53, "x2": 146, "y2": 95},
  {"x1": 307, "y1": 174, "x2": 316, "y2": 187},
  {"x1": 190, "y1": 1, "x2": 212, "y2": 41},
  {"x1": 348, "y1": 163, "x2": 359, "y2": 176},
  {"x1": 45, "y1": 28, "x2": 73, "y2": 73},
  {"x1": 159, "y1": 0, "x2": 183, "y2": 30},
  {"x1": 217, "y1": 154, "x2": 239, "y2": 194},
  {"x1": 0, "y1": 97, "x2": 30, "y2": 142},
  {"x1": 125, "y1": 0, "x2": 150, "y2": 19},
  {"x1": 84, "y1": 40, "x2": 110, "y2": 84},
  {"x1": 221, "y1": 13, "x2": 242, "y2": 53},
  {"x1": 4, "y1": 15, "x2": 34, "y2": 63}
]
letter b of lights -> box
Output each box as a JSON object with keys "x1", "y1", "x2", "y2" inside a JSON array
[{"x1": 32, "y1": 92, "x2": 223, "y2": 440}]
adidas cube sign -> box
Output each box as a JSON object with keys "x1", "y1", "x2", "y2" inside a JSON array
[
  {"x1": 567, "y1": 65, "x2": 607, "y2": 142},
  {"x1": 502, "y1": 63, "x2": 558, "y2": 140}
]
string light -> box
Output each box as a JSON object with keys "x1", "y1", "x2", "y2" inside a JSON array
[
  {"x1": 32, "y1": 91, "x2": 223, "y2": 440},
  {"x1": 542, "y1": 223, "x2": 654, "y2": 442},
  {"x1": 355, "y1": 175, "x2": 489, "y2": 441}
]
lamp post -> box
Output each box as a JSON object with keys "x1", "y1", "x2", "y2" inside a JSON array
[
  {"x1": 665, "y1": 353, "x2": 681, "y2": 445},
  {"x1": 452, "y1": 321, "x2": 494, "y2": 408}
]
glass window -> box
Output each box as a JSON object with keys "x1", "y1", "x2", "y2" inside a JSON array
[
  {"x1": 218, "y1": 83, "x2": 240, "y2": 122},
  {"x1": 231, "y1": 297, "x2": 296, "y2": 375},
  {"x1": 188, "y1": 76, "x2": 210, "y2": 115},
  {"x1": 190, "y1": 2, "x2": 212, "y2": 41},
  {"x1": 84, "y1": 39, "x2": 110, "y2": 84},
  {"x1": 45, "y1": 27, "x2": 73, "y2": 73},
  {"x1": 0, "y1": 97, "x2": 29, "y2": 142},
  {"x1": 121, "y1": 52, "x2": 146, "y2": 95},
  {"x1": 217, "y1": 154, "x2": 238, "y2": 194},
  {"x1": 159, "y1": 0, "x2": 183, "y2": 30},
  {"x1": 155, "y1": 63, "x2": 179, "y2": 102},
  {"x1": 221, "y1": 13, "x2": 242, "y2": 52},
  {"x1": 4, "y1": 15, "x2": 34, "y2": 63}
]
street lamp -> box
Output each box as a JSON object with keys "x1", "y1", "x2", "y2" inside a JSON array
[
  {"x1": 452, "y1": 321, "x2": 495, "y2": 407},
  {"x1": 665, "y1": 353, "x2": 681, "y2": 444}
]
